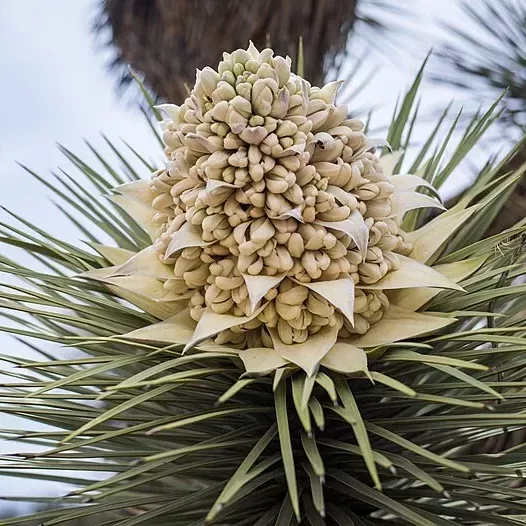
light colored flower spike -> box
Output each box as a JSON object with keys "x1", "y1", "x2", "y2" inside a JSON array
[{"x1": 104, "y1": 43, "x2": 456, "y2": 375}]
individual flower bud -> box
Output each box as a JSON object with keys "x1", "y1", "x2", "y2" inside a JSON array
[
  {"x1": 212, "y1": 81, "x2": 236, "y2": 104},
  {"x1": 273, "y1": 56, "x2": 291, "y2": 87},
  {"x1": 198, "y1": 67, "x2": 220, "y2": 97},
  {"x1": 355, "y1": 183, "x2": 380, "y2": 201},
  {"x1": 251, "y1": 218, "x2": 275, "y2": 244},
  {"x1": 225, "y1": 106, "x2": 248, "y2": 134},
  {"x1": 252, "y1": 79, "x2": 274, "y2": 116},
  {"x1": 269, "y1": 87, "x2": 290, "y2": 118},
  {"x1": 240, "y1": 126, "x2": 268, "y2": 145},
  {"x1": 287, "y1": 233, "x2": 305, "y2": 258}
]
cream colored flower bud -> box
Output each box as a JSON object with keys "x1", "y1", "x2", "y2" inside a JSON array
[
  {"x1": 274, "y1": 233, "x2": 291, "y2": 246},
  {"x1": 232, "y1": 48, "x2": 251, "y2": 65},
  {"x1": 358, "y1": 262, "x2": 383, "y2": 284},
  {"x1": 296, "y1": 165, "x2": 316, "y2": 186},
  {"x1": 265, "y1": 192, "x2": 289, "y2": 215},
  {"x1": 317, "y1": 205, "x2": 351, "y2": 222},
  {"x1": 366, "y1": 201, "x2": 392, "y2": 219},
  {"x1": 212, "y1": 81, "x2": 236, "y2": 104},
  {"x1": 354, "y1": 315, "x2": 370, "y2": 335},
  {"x1": 244, "y1": 59, "x2": 259, "y2": 74},
  {"x1": 240, "y1": 126, "x2": 268, "y2": 145},
  {"x1": 304, "y1": 229, "x2": 325, "y2": 251},
  {"x1": 238, "y1": 253, "x2": 258, "y2": 273},
  {"x1": 269, "y1": 87, "x2": 290, "y2": 119},
  {"x1": 276, "y1": 246, "x2": 294, "y2": 272},
  {"x1": 230, "y1": 96, "x2": 252, "y2": 117},
  {"x1": 184, "y1": 264, "x2": 210, "y2": 287},
  {"x1": 202, "y1": 214, "x2": 225, "y2": 233},
  {"x1": 281, "y1": 183, "x2": 302, "y2": 205},
  {"x1": 215, "y1": 276, "x2": 244, "y2": 291},
  {"x1": 236, "y1": 81, "x2": 252, "y2": 100},
  {"x1": 222, "y1": 132, "x2": 243, "y2": 150},
  {"x1": 250, "y1": 218, "x2": 275, "y2": 244},
  {"x1": 248, "y1": 145, "x2": 263, "y2": 164},
  {"x1": 377, "y1": 181, "x2": 395, "y2": 199},
  {"x1": 228, "y1": 149, "x2": 248, "y2": 168},
  {"x1": 266, "y1": 177, "x2": 289, "y2": 194},
  {"x1": 301, "y1": 251, "x2": 321, "y2": 279},
  {"x1": 251, "y1": 79, "x2": 274, "y2": 116},
  {"x1": 151, "y1": 193, "x2": 174, "y2": 211},
  {"x1": 256, "y1": 63, "x2": 277, "y2": 83},
  {"x1": 247, "y1": 256, "x2": 264, "y2": 275},
  {"x1": 259, "y1": 302, "x2": 279, "y2": 327},
  {"x1": 301, "y1": 206, "x2": 315, "y2": 223},
  {"x1": 355, "y1": 183, "x2": 380, "y2": 201},
  {"x1": 249, "y1": 115, "x2": 265, "y2": 127},
  {"x1": 288, "y1": 309, "x2": 313, "y2": 331},
  {"x1": 232, "y1": 284, "x2": 249, "y2": 304},
  {"x1": 279, "y1": 155, "x2": 302, "y2": 172},
  {"x1": 366, "y1": 246, "x2": 384, "y2": 264},
  {"x1": 276, "y1": 318, "x2": 292, "y2": 344},
  {"x1": 198, "y1": 67, "x2": 220, "y2": 97},
  {"x1": 278, "y1": 284, "x2": 309, "y2": 306},
  {"x1": 305, "y1": 99, "x2": 326, "y2": 116},
  {"x1": 287, "y1": 233, "x2": 305, "y2": 258},
  {"x1": 211, "y1": 297, "x2": 235, "y2": 314},
  {"x1": 257, "y1": 239, "x2": 275, "y2": 258},
  {"x1": 225, "y1": 107, "x2": 248, "y2": 134},
  {"x1": 275, "y1": 302, "x2": 302, "y2": 322},
  {"x1": 318, "y1": 80, "x2": 342, "y2": 104},
  {"x1": 383, "y1": 251, "x2": 400, "y2": 271},
  {"x1": 314, "y1": 161, "x2": 340, "y2": 181},
  {"x1": 209, "y1": 100, "x2": 229, "y2": 122},
  {"x1": 273, "y1": 56, "x2": 291, "y2": 87},
  {"x1": 320, "y1": 106, "x2": 348, "y2": 131},
  {"x1": 309, "y1": 109, "x2": 331, "y2": 131}
]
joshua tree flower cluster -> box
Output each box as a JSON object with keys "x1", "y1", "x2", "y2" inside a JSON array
[{"x1": 142, "y1": 43, "x2": 415, "y2": 349}]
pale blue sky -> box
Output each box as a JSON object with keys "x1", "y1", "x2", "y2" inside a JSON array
[{"x1": 0, "y1": 0, "x2": 500, "y2": 504}]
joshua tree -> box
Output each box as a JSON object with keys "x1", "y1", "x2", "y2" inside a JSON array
[{"x1": 2, "y1": 43, "x2": 526, "y2": 525}]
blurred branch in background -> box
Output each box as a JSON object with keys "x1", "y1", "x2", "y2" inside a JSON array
[
  {"x1": 434, "y1": 0, "x2": 526, "y2": 234},
  {"x1": 92, "y1": 0, "x2": 406, "y2": 103}
]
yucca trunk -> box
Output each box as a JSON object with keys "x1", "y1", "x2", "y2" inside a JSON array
[
  {"x1": 97, "y1": 0, "x2": 357, "y2": 100},
  {"x1": 487, "y1": 146, "x2": 526, "y2": 235}
]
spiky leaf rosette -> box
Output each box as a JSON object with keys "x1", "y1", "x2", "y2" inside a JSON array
[{"x1": 1, "y1": 45, "x2": 526, "y2": 525}]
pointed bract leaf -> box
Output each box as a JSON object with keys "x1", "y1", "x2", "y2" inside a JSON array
[
  {"x1": 184, "y1": 303, "x2": 268, "y2": 352},
  {"x1": 90, "y1": 244, "x2": 137, "y2": 265},
  {"x1": 122, "y1": 309, "x2": 196, "y2": 344},
  {"x1": 389, "y1": 256, "x2": 487, "y2": 310},
  {"x1": 316, "y1": 210, "x2": 368, "y2": 258},
  {"x1": 364, "y1": 255, "x2": 463, "y2": 291},
  {"x1": 166, "y1": 222, "x2": 213, "y2": 258},
  {"x1": 321, "y1": 342, "x2": 368, "y2": 375},
  {"x1": 111, "y1": 246, "x2": 174, "y2": 279},
  {"x1": 296, "y1": 277, "x2": 355, "y2": 325},
  {"x1": 379, "y1": 151, "x2": 403, "y2": 175},
  {"x1": 349, "y1": 306, "x2": 455, "y2": 348},
  {"x1": 243, "y1": 273, "x2": 286, "y2": 314},
  {"x1": 406, "y1": 206, "x2": 478, "y2": 262},
  {"x1": 270, "y1": 324, "x2": 340, "y2": 376},
  {"x1": 392, "y1": 190, "x2": 445, "y2": 217},
  {"x1": 239, "y1": 347, "x2": 288, "y2": 375}
]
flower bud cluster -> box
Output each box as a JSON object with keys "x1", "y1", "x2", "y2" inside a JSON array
[{"x1": 148, "y1": 44, "x2": 413, "y2": 346}]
